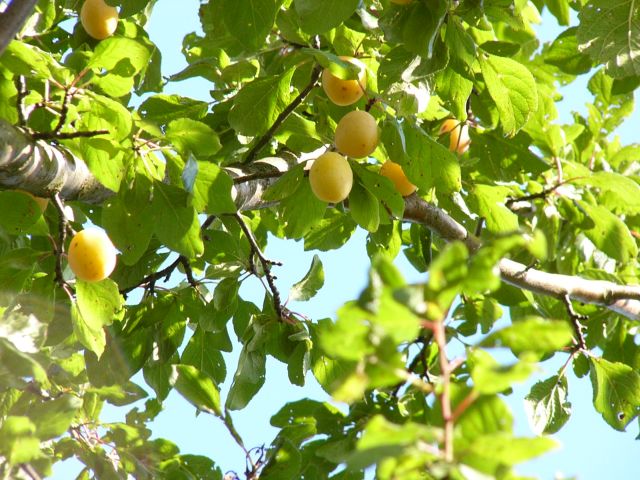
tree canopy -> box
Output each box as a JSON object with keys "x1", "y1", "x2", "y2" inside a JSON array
[{"x1": 1, "y1": 0, "x2": 640, "y2": 478}]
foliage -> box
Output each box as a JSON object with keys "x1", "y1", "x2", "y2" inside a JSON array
[{"x1": 0, "y1": 0, "x2": 640, "y2": 478}]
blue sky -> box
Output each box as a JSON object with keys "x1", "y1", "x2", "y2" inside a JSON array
[{"x1": 53, "y1": 1, "x2": 640, "y2": 478}]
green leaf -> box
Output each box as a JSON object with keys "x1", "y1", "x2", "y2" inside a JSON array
[
  {"x1": 400, "y1": 123, "x2": 461, "y2": 194},
  {"x1": 30, "y1": 394, "x2": 83, "y2": 440},
  {"x1": 222, "y1": 0, "x2": 278, "y2": 50},
  {"x1": 76, "y1": 279, "x2": 124, "y2": 331},
  {"x1": 462, "y1": 434, "x2": 558, "y2": 467},
  {"x1": 71, "y1": 303, "x2": 106, "y2": 357},
  {"x1": 0, "y1": 41, "x2": 54, "y2": 79},
  {"x1": 151, "y1": 182, "x2": 204, "y2": 258},
  {"x1": 79, "y1": 93, "x2": 132, "y2": 142},
  {"x1": 589, "y1": 357, "x2": 640, "y2": 430},
  {"x1": 280, "y1": 180, "x2": 327, "y2": 239},
  {"x1": 289, "y1": 254, "x2": 324, "y2": 302},
  {"x1": 577, "y1": 0, "x2": 640, "y2": 77},
  {"x1": 467, "y1": 184, "x2": 519, "y2": 233},
  {"x1": 166, "y1": 119, "x2": 221, "y2": 158},
  {"x1": 350, "y1": 161, "x2": 405, "y2": 219},
  {"x1": 260, "y1": 438, "x2": 302, "y2": 480},
  {"x1": 87, "y1": 37, "x2": 151, "y2": 73},
  {"x1": 294, "y1": 0, "x2": 359, "y2": 34},
  {"x1": 574, "y1": 172, "x2": 640, "y2": 215},
  {"x1": 435, "y1": 67, "x2": 473, "y2": 120},
  {"x1": 546, "y1": 0, "x2": 571, "y2": 25},
  {"x1": 229, "y1": 68, "x2": 295, "y2": 136},
  {"x1": 192, "y1": 161, "x2": 237, "y2": 215},
  {"x1": 481, "y1": 317, "x2": 574, "y2": 355},
  {"x1": 348, "y1": 180, "x2": 380, "y2": 233},
  {"x1": 347, "y1": 415, "x2": 437, "y2": 470},
  {"x1": 579, "y1": 201, "x2": 638, "y2": 262},
  {"x1": 0, "y1": 416, "x2": 40, "y2": 464},
  {"x1": 402, "y1": 2, "x2": 446, "y2": 58},
  {"x1": 181, "y1": 329, "x2": 227, "y2": 385},
  {"x1": 468, "y1": 349, "x2": 537, "y2": 395},
  {"x1": 171, "y1": 364, "x2": 222, "y2": 416},
  {"x1": 0, "y1": 191, "x2": 41, "y2": 233},
  {"x1": 102, "y1": 193, "x2": 154, "y2": 266},
  {"x1": 304, "y1": 210, "x2": 357, "y2": 252},
  {"x1": 473, "y1": 131, "x2": 550, "y2": 180},
  {"x1": 479, "y1": 54, "x2": 538, "y2": 135},
  {"x1": 139, "y1": 94, "x2": 209, "y2": 124},
  {"x1": 71, "y1": 137, "x2": 125, "y2": 192},
  {"x1": 262, "y1": 163, "x2": 306, "y2": 202},
  {"x1": 226, "y1": 347, "x2": 266, "y2": 411},
  {"x1": 545, "y1": 28, "x2": 592, "y2": 75},
  {"x1": 524, "y1": 375, "x2": 572, "y2": 435}
]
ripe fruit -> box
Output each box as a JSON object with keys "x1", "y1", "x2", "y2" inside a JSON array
[
  {"x1": 309, "y1": 152, "x2": 353, "y2": 203},
  {"x1": 439, "y1": 118, "x2": 471, "y2": 154},
  {"x1": 321, "y1": 57, "x2": 366, "y2": 106},
  {"x1": 68, "y1": 228, "x2": 117, "y2": 282},
  {"x1": 380, "y1": 161, "x2": 416, "y2": 196},
  {"x1": 80, "y1": 0, "x2": 119, "y2": 40},
  {"x1": 334, "y1": 110, "x2": 379, "y2": 158}
]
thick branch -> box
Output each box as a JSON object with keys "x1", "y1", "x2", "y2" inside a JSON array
[
  {"x1": 3, "y1": 118, "x2": 640, "y2": 320},
  {"x1": 0, "y1": 0, "x2": 38, "y2": 55}
]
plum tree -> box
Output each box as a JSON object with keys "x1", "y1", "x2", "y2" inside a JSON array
[
  {"x1": 379, "y1": 161, "x2": 416, "y2": 196},
  {"x1": 309, "y1": 152, "x2": 353, "y2": 203},
  {"x1": 80, "y1": 0, "x2": 119, "y2": 40},
  {"x1": 321, "y1": 57, "x2": 366, "y2": 106},
  {"x1": 2, "y1": 1, "x2": 640, "y2": 479},
  {"x1": 67, "y1": 228, "x2": 117, "y2": 282},
  {"x1": 334, "y1": 110, "x2": 379, "y2": 158},
  {"x1": 439, "y1": 118, "x2": 471, "y2": 154}
]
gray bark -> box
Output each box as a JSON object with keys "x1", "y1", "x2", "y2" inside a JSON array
[
  {"x1": 0, "y1": 0, "x2": 38, "y2": 55},
  {"x1": 2, "y1": 118, "x2": 640, "y2": 320}
]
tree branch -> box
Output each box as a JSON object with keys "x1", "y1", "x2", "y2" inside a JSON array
[
  {"x1": 0, "y1": 0, "x2": 38, "y2": 56},
  {"x1": 3, "y1": 118, "x2": 640, "y2": 320},
  {"x1": 243, "y1": 63, "x2": 322, "y2": 163}
]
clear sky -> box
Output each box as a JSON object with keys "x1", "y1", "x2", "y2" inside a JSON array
[{"x1": 53, "y1": 1, "x2": 640, "y2": 478}]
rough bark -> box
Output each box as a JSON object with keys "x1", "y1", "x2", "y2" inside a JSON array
[
  {"x1": 0, "y1": 0, "x2": 38, "y2": 55},
  {"x1": 2, "y1": 119, "x2": 640, "y2": 320}
]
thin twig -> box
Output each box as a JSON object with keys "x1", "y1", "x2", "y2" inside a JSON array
[
  {"x1": 243, "y1": 62, "x2": 322, "y2": 163},
  {"x1": 53, "y1": 86, "x2": 72, "y2": 135},
  {"x1": 120, "y1": 256, "x2": 182, "y2": 295},
  {"x1": 505, "y1": 177, "x2": 584, "y2": 207},
  {"x1": 31, "y1": 129, "x2": 109, "y2": 141},
  {"x1": 424, "y1": 319, "x2": 453, "y2": 462},
  {"x1": 233, "y1": 213, "x2": 286, "y2": 321},
  {"x1": 15, "y1": 75, "x2": 27, "y2": 126},
  {"x1": 562, "y1": 294, "x2": 588, "y2": 351},
  {"x1": 179, "y1": 256, "x2": 199, "y2": 289},
  {"x1": 51, "y1": 194, "x2": 74, "y2": 299}
]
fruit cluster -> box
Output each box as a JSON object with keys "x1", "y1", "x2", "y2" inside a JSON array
[{"x1": 309, "y1": 55, "x2": 470, "y2": 204}]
